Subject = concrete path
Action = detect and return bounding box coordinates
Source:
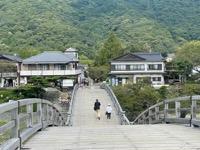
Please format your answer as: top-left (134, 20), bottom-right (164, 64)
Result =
top-left (72, 85), bottom-right (120, 126)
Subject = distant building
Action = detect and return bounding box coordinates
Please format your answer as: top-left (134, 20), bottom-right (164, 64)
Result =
top-left (109, 52), bottom-right (165, 86)
top-left (0, 53), bottom-right (22, 88)
top-left (20, 51), bottom-right (81, 87)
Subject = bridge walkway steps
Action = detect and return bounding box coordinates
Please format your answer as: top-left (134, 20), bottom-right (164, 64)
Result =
top-left (72, 85), bottom-right (120, 126)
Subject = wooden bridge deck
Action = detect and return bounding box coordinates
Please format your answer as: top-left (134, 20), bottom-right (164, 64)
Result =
top-left (22, 85), bottom-right (200, 150)
top-left (23, 124), bottom-right (200, 150)
top-left (72, 85), bottom-right (119, 126)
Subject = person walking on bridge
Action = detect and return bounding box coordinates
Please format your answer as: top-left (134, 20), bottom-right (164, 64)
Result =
top-left (105, 103), bottom-right (112, 119)
top-left (94, 99), bottom-right (101, 120)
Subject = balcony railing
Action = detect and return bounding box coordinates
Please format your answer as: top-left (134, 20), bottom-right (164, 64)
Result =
top-left (0, 72), bottom-right (17, 77)
top-left (20, 69), bottom-right (82, 76)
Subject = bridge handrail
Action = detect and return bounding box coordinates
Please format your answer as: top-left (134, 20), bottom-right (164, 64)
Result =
top-left (0, 98), bottom-right (65, 150)
top-left (133, 95), bottom-right (200, 127)
top-left (65, 84), bottom-right (79, 126)
top-left (100, 83), bottom-right (130, 125)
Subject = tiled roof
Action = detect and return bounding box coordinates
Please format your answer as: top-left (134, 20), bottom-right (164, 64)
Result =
top-left (111, 52), bottom-right (163, 62)
top-left (135, 52), bottom-right (163, 61)
top-left (0, 53), bottom-right (22, 62)
top-left (23, 51), bottom-right (72, 64)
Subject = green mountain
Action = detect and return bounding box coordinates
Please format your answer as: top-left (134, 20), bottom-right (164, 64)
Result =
top-left (0, 0), bottom-right (199, 58)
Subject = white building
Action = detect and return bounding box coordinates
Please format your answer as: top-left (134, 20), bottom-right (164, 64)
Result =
top-left (20, 51), bottom-right (81, 86)
top-left (109, 52), bottom-right (165, 86)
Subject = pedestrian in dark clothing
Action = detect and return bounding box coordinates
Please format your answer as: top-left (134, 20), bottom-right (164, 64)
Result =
top-left (94, 99), bottom-right (101, 120)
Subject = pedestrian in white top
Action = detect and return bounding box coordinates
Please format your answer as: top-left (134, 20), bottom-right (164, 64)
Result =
top-left (105, 104), bottom-right (112, 119)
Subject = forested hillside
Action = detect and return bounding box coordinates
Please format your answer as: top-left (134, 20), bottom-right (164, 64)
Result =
top-left (0, 0), bottom-right (199, 58)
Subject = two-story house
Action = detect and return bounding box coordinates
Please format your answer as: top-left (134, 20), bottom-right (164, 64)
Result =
top-left (20, 50), bottom-right (81, 86)
top-left (0, 53), bottom-right (22, 88)
top-left (109, 52), bottom-right (165, 86)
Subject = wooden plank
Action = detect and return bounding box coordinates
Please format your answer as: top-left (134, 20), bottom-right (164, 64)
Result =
top-left (0, 138), bottom-right (20, 150)
top-left (0, 101), bottom-right (18, 114)
top-left (0, 120), bottom-right (15, 134)
top-left (23, 124), bottom-right (200, 150)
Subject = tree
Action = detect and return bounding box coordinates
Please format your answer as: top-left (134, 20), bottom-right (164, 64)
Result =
top-left (175, 41), bottom-right (200, 73)
top-left (113, 81), bottom-right (161, 121)
top-left (0, 61), bottom-right (16, 73)
top-left (79, 55), bottom-right (94, 66)
top-left (97, 32), bottom-right (123, 66)
top-left (89, 65), bottom-right (109, 82)
top-left (17, 46), bottom-right (41, 59)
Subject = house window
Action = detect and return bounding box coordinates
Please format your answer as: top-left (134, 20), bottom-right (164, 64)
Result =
top-left (43, 65), bottom-right (49, 70)
top-left (130, 64), bottom-right (145, 70)
top-left (28, 65), bottom-right (36, 70)
top-left (148, 64), bottom-right (162, 70)
top-left (54, 64), bottom-right (66, 70)
top-left (115, 65), bottom-right (126, 71)
top-left (152, 77), bottom-right (161, 81)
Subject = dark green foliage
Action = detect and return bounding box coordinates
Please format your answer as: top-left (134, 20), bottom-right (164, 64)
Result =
top-left (0, 89), bottom-right (13, 103)
top-left (0, 61), bottom-right (16, 73)
top-left (0, 85), bottom-right (45, 103)
top-left (0, 0), bottom-right (199, 58)
top-left (28, 75), bottom-right (77, 87)
top-left (157, 86), bottom-right (168, 100)
top-left (89, 65), bottom-right (109, 82)
top-left (97, 32), bottom-right (123, 66)
top-left (12, 86), bottom-right (45, 99)
top-left (113, 82), bottom-right (161, 121)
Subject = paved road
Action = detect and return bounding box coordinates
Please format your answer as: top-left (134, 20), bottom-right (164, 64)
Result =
top-left (72, 85), bottom-right (120, 126)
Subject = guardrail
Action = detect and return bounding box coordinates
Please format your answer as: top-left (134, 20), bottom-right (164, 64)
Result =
top-left (0, 98), bottom-right (65, 150)
top-left (65, 84), bottom-right (79, 126)
top-left (100, 83), bottom-right (130, 125)
top-left (133, 95), bottom-right (200, 127)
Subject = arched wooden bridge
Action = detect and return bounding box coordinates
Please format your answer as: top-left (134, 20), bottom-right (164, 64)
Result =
top-left (0, 84), bottom-right (200, 150)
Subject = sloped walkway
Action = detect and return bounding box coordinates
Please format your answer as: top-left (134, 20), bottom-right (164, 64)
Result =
top-left (72, 85), bottom-right (120, 126)
top-left (23, 124), bottom-right (200, 150)
top-left (22, 85), bottom-right (200, 150)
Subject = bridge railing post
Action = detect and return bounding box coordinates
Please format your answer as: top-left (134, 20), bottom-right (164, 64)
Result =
top-left (155, 106), bottom-right (159, 120)
top-left (149, 109), bottom-right (152, 124)
top-left (37, 99), bottom-right (42, 124)
top-left (26, 104), bottom-right (33, 127)
top-left (52, 108), bottom-right (56, 125)
top-left (43, 103), bottom-right (48, 122)
top-left (11, 101), bottom-right (19, 138)
top-left (47, 104), bottom-right (51, 121)
top-left (191, 98), bottom-right (196, 119)
top-left (49, 105), bottom-right (53, 122)
top-left (164, 101), bottom-right (168, 123)
top-left (175, 101), bottom-right (180, 118)
top-left (142, 114), bottom-right (145, 124)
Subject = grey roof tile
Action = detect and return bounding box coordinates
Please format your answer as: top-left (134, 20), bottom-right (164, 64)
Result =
top-left (1, 53), bottom-right (22, 62)
top-left (135, 52), bottom-right (163, 61)
top-left (23, 51), bottom-right (72, 64)
top-left (111, 52), bottom-right (163, 62)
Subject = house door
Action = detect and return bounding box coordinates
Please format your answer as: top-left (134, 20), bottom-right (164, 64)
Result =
top-left (118, 78), bottom-right (122, 85)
